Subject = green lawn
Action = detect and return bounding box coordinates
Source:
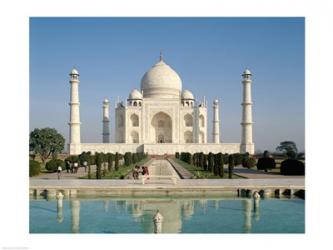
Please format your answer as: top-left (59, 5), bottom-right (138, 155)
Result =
top-left (80, 157), bottom-right (151, 179)
top-left (171, 157), bottom-right (245, 179)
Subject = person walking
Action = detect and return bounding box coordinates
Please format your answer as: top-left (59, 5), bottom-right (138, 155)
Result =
top-left (145, 166), bottom-right (150, 180)
top-left (83, 160), bottom-right (88, 172)
top-left (57, 165), bottom-right (62, 180)
top-left (74, 162), bottom-right (79, 173)
top-left (132, 167), bottom-right (137, 179)
top-left (65, 160), bottom-right (70, 173)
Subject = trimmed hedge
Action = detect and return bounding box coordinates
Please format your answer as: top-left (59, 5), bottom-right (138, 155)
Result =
top-left (280, 159), bottom-right (305, 175)
top-left (257, 157), bottom-right (276, 171)
top-left (45, 159), bottom-right (65, 172)
top-left (242, 157), bottom-right (257, 169)
top-left (124, 152), bottom-right (132, 166)
top-left (29, 160), bottom-right (41, 177)
top-left (228, 155), bottom-right (235, 179)
top-left (95, 152), bottom-right (102, 179)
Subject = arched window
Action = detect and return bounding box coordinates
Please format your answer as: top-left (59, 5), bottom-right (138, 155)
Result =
top-left (184, 114), bottom-right (193, 127)
top-left (130, 114), bottom-right (139, 127)
top-left (133, 101), bottom-right (137, 106)
top-left (184, 131), bottom-right (193, 143)
top-left (199, 115), bottom-right (205, 127)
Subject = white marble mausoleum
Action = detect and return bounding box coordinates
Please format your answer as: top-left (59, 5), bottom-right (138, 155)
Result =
top-left (68, 54), bottom-right (255, 155)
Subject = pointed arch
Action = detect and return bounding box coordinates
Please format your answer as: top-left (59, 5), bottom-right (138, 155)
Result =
top-left (151, 112), bottom-right (172, 143)
top-left (184, 113), bottom-right (193, 127)
top-left (130, 114), bottom-right (139, 127)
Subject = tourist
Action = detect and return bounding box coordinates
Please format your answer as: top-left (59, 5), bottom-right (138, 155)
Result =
top-left (57, 165), bottom-right (62, 180)
top-left (145, 166), bottom-right (150, 179)
top-left (74, 162), bottom-right (79, 173)
top-left (132, 167), bottom-right (137, 180)
top-left (83, 160), bottom-right (88, 172)
top-left (65, 160), bottom-right (70, 173)
top-left (70, 162), bottom-right (74, 173)
top-left (142, 166), bottom-right (146, 176)
top-left (135, 165), bottom-right (140, 179)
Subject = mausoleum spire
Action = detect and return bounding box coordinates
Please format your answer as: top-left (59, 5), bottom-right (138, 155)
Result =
top-left (159, 51), bottom-right (163, 62)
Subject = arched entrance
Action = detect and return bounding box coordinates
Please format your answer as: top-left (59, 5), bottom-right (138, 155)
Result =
top-left (151, 112), bottom-right (172, 143)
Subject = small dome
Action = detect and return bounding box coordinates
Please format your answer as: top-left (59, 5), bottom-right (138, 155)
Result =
top-left (181, 89), bottom-right (194, 100)
top-left (128, 89), bottom-right (143, 100)
top-left (213, 99), bottom-right (219, 104)
top-left (70, 68), bottom-right (79, 75)
top-left (141, 59), bottom-right (182, 98)
top-left (242, 68), bottom-right (252, 75)
top-left (103, 98), bottom-right (109, 103)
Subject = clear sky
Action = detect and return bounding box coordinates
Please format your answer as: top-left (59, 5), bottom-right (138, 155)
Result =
top-left (30, 17), bottom-right (304, 152)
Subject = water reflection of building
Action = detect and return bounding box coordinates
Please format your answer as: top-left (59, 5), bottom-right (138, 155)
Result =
top-left (243, 198), bottom-right (261, 233)
top-left (182, 200), bottom-right (195, 220)
top-left (57, 197), bottom-right (262, 233)
top-left (199, 199), bottom-right (208, 214)
top-left (71, 199), bottom-right (80, 233)
top-left (104, 200), bottom-right (109, 212)
top-left (243, 199), bottom-right (252, 233)
top-left (57, 197), bottom-right (64, 223)
top-left (253, 199), bottom-right (260, 221)
top-left (126, 199), bottom-right (199, 233)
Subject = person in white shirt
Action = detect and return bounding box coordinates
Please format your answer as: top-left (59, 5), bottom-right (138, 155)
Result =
top-left (57, 166), bottom-right (62, 180)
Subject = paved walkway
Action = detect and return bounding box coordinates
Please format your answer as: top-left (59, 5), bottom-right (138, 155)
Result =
top-left (30, 178), bottom-right (304, 190)
top-left (31, 166), bottom-right (96, 180)
top-left (233, 167), bottom-right (305, 179)
top-left (167, 158), bottom-right (195, 179)
top-left (148, 159), bottom-right (180, 177)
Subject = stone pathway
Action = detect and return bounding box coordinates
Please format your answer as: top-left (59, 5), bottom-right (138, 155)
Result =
top-left (233, 166), bottom-right (305, 179)
top-left (167, 158), bottom-right (195, 179)
top-left (148, 159), bottom-right (179, 177)
top-left (30, 178), bottom-right (305, 190)
top-left (31, 165), bottom-right (96, 180)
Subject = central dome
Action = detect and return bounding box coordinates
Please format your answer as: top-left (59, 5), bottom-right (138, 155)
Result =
top-left (141, 59), bottom-right (182, 98)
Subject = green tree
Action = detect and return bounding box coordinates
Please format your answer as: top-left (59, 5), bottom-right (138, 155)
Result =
top-left (208, 152), bottom-right (214, 172)
top-left (199, 152), bottom-right (204, 169)
top-left (213, 154), bottom-right (219, 176)
top-left (276, 141), bottom-right (298, 155)
top-left (95, 153), bottom-right (102, 179)
top-left (228, 154), bottom-right (235, 179)
top-left (124, 152), bottom-right (132, 166)
top-left (29, 160), bottom-right (41, 177)
top-left (115, 152), bottom-right (119, 171)
top-left (107, 153), bottom-right (114, 171)
top-left (216, 153), bottom-right (224, 177)
top-left (29, 128), bottom-right (65, 164)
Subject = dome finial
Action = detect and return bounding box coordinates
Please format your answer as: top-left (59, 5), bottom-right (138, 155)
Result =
top-left (159, 50), bottom-right (163, 62)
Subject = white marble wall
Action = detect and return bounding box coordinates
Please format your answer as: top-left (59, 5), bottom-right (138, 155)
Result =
top-left (79, 143), bottom-right (240, 155)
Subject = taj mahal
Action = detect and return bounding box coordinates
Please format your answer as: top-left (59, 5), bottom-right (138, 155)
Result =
top-left (68, 54), bottom-right (254, 155)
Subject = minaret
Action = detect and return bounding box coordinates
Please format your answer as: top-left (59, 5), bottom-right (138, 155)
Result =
top-left (102, 98), bottom-right (110, 143)
top-left (212, 99), bottom-right (220, 143)
top-left (68, 68), bottom-right (81, 155)
top-left (240, 69), bottom-right (255, 154)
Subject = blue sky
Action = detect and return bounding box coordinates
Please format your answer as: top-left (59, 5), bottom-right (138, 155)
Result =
top-left (30, 17), bottom-right (304, 152)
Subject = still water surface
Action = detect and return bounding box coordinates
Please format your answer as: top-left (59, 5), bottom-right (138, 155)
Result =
top-left (30, 197), bottom-right (304, 233)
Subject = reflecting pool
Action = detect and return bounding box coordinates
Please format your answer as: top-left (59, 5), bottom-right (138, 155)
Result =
top-left (30, 197), bottom-right (304, 233)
